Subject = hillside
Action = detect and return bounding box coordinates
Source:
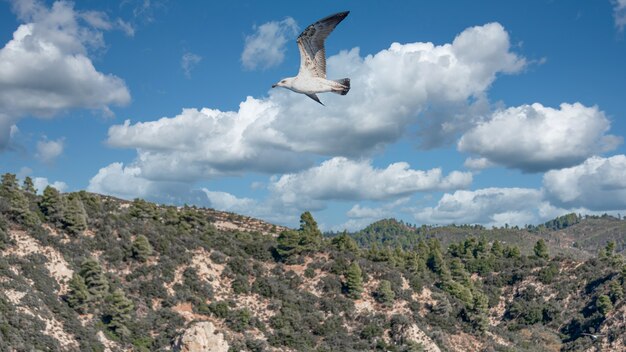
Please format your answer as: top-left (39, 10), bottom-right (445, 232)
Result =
top-left (341, 215), bottom-right (626, 260)
top-left (1, 173), bottom-right (626, 351)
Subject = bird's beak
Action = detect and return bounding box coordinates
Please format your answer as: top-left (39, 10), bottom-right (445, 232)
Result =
top-left (271, 84), bottom-right (277, 88)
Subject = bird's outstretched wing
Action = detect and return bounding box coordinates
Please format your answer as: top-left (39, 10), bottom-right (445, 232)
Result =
top-left (306, 93), bottom-right (324, 105)
top-left (297, 11), bottom-right (349, 78)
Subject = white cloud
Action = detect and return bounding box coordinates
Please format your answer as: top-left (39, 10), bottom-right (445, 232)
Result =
top-left (181, 52), bottom-right (202, 78)
top-left (241, 17), bottom-right (299, 70)
top-left (201, 189), bottom-right (256, 212)
top-left (35, 137), bottom-right (64, 163)
top-left (333, 197), bottom-right (413, 231)
top-left (413, 187), bottom-right (544, 227)
top-left (107, 99), bottom-right (313, 180)
top-left (543, 155), bottom-right (626, 211)
top-left (33, 177), bottom-right (67, 194)
top-left (269, 157), bottom-right (472, 205)
top-left (464, 157), bottom-right (495, 170)
top-left (614, 0), bottom-right (626, 31)
top-left (106, 23), bottom-right (524, 185)
top-left (458, 103), bottom-right (621, 172)
top-left (13, 166), bottom-right (67, 193)
top-left (0, 0), bottom-right (130, 149)
top-left (87, 162), bottom-right (209, 205)
top-left (329, 218), bottom-right (376, 232)
top-left (347, 204), bottom-right (391, 219)
top-left (412, 175), bottom-right (626, 228)
top-left (347, 197), bottom-right (410, 219)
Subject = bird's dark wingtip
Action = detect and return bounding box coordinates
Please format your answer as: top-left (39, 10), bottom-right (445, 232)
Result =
top-left (336, 11), bottom-right (350, 19)
top-left (306, 93), bottom-right (324, 105)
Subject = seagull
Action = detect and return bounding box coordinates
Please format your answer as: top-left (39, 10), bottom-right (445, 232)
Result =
top-left (272, 11), bottom-right (351, 105)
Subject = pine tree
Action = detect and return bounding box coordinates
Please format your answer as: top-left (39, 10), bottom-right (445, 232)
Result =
top-left (605, 241), bottom-right (616, 256)
top-left (505, 245), bottom-right (521, 259)
top-left (64, 193), bottom-right (88, 235)
top-left (0, 218), bottom-right (8, 250)
top-left (450, 258), bottom-right (471, 286)
top-left (428, 247), bottom-right (449, 278)
top-left (22, 176), bottom-right (36, 194)
top-left (0, 173), bottom-right (37, 226)
top-left (442, 280), bottom-right (473, 306)
top-left (332, 231), bottom-right (359, 252)
top-left (66, 274), bottom-right (90, 313)
top-left (276, 212), bottom-right (324, 260)
top-left (470, 291), bottom-right (490, 332)
top-left (40, 185), bottom-right (64, 225)
top-left (79, 258), bottom-right (109, 298)
top-left (490, 240), bottom-right (504, 257)
top-left (476, 236), bottom-right (489, 255)
top-left (533, 239), bottom-right (549, 259)
top-left (129, 198), bottom-right (158, 220)
top-left (1, 173), bottom-right (19, 194)
top-left (416, 240), bottom-right (430, 259)
top-left (405, 252), bottom-right (424, 274)
top-left (609, 280), bottom-right (624, 303)
top-left (298, 211), bottom-right (322, 252)
top-left (597, 295), bottom-right (613, 316)
top-left (105, 289), bottom-right (134, 338)
top-left (345, 262), bottom-right (364, 299)
top-left (367, 243), bottom-right (385, 262)
top-left (132, 235), bottom-right (153, 262)
top-left (376, 280), bottom-right (395, 307)
top-left (276, 230), bottom-right (301, 260)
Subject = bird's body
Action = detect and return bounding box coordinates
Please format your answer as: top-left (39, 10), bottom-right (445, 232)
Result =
top-left (272, 11), bottom-right (351, 105)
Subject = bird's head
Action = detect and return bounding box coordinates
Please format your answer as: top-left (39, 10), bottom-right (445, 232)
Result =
top-left (272, 77), bottom-right (293, 88)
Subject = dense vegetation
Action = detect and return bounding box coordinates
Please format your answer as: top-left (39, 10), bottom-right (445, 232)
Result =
top-left (1, 172), bottom-right (625, 351)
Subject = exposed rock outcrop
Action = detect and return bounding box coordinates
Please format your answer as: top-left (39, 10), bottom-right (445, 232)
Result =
top-left (173, 321), bottom-right (229, 352)
top-left (404, 324), bottom-right (441, 352)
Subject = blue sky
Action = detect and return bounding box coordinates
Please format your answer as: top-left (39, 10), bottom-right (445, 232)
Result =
top-left (2, 0), bottom-right (626, 231)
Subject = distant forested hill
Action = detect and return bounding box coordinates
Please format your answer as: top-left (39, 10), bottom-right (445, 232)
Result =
top-left (329, 214), bottom-right (625, 260)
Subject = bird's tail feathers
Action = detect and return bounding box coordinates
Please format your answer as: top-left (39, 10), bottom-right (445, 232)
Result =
top-left (332, 78), bottom-right (350, 95)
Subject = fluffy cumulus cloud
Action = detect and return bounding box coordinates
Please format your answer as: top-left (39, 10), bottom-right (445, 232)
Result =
top-left (0, 0), bottom-right (130, 149)
top-left (458, 103), bottom-right (621, 173)
top-left (414, 187), bottom-right (545, 227)
top-left (88, 156), bottom-right (471, 226)
top-left (543, 155), bottom-right (626, 211)
top-left (106, 22), bottom-right (523, 188)
top-left (107, 98), bottom-right (314, 180)
top-left (242, 17), bottom-right (299, 70)
top-left (36, 137), bottom-right (64, 163)
top-left (413, 161), bottom-right (626, 227)
top-left (87, 162), bottom-right (209, 205)
top-left (614, 0), bottom-right (626, 31)
top-left (269, 157), bottom-right (472, 206)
